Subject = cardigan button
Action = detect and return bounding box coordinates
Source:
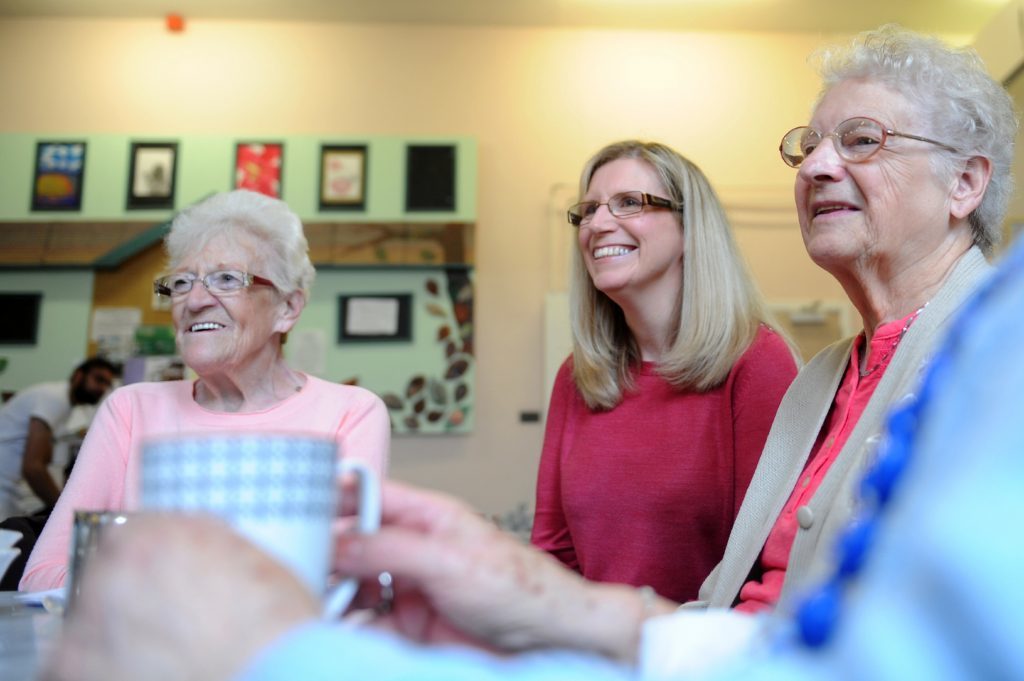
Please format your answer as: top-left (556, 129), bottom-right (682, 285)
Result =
top-left (797, 505), bottom-right (815, 529)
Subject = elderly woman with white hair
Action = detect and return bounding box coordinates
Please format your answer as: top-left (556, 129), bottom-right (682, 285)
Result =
top-left (20, 189), bottom-right (390, 591)
top-left (691, 22), bottom-right (1016, 619)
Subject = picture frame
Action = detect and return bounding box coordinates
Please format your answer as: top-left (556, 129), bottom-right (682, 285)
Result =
top-left (338, 294), bottom-right (412, 343)
top-left (127, 141), bottom-right (178, 210)
top-left (234, 141), bottom-right (283, 198)
top-left (31, 141), bottom-right (86, 211)
top-left (405, 144), bottom-right (456, 211)
top-left (0, 292), bottom-right (43, 345)
top-left (319, 144), bottom-right (367, 210)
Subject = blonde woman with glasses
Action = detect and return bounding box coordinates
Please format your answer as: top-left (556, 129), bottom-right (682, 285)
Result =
top-left (530, 140), bottom-right (799, 603)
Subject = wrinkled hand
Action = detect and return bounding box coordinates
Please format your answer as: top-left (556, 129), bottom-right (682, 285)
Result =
top-left (44, 514), bottom-right (319, 681)
top-left (336, 480), bottom-right (651, 661)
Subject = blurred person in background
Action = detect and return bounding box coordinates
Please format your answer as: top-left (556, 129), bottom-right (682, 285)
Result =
top-left (0, 357), bottom-right (116, 519)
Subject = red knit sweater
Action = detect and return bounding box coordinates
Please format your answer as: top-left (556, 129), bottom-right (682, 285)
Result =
top-left (531, 326), bottom-right (798, 603)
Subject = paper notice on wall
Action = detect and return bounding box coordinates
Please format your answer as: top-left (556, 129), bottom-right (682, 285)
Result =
top-left (91, 307), bottom-right (142, 363)
top-left (288, 328), bottom-right (327, 377)
top-left (346, 297), bottom-right (399, 335)
top-left (91, 307), bottom-right (142, 341)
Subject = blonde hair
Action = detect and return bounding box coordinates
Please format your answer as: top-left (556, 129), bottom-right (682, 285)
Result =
top-left (570, 140), bottom-right (789, 409)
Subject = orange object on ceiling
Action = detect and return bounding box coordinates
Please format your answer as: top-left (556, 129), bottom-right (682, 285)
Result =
top-left (166, 13), bottom-right (185, 33)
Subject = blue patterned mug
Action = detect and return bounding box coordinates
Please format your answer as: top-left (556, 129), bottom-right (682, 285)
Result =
top-left (140, 433), bottom-right (379, 619)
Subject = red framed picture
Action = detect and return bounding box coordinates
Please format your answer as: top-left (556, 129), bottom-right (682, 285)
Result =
top-left (234, 142), bottom-right (283, 198)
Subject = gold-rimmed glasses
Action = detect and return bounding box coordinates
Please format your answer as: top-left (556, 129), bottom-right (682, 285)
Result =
top-left (779, 116), bottom-right (959, 168)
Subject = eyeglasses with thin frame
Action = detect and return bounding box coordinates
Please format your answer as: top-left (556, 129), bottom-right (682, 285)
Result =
top-left (567, 191), bottom-right (683, 227)
top-left (153, 270), bottom-right (276, 297)
top-left (779, 116), bottom-right (959, 168)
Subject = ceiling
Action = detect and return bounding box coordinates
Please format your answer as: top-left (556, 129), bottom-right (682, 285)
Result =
top-left (0, 0), bottom-right (1010, 35)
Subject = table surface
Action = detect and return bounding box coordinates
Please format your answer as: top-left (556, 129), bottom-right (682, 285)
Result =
top-left (0, 591), bottom-right (62, 681)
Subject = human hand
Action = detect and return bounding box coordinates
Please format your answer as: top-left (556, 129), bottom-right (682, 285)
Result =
top-left (335, 480), bottom-right (655, 661)
top-left (43, 514), bottom-right (319, 681)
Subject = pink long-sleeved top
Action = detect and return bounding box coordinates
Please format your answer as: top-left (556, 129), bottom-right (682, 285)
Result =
top-left (20, 374), bottom-right (390, 591)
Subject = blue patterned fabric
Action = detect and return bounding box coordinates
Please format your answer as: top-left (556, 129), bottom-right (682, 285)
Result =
top-left (142, 435), bottom-right (337, 518)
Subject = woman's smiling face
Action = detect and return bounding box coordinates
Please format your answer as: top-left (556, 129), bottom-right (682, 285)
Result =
top-left (577, 158), bottom-right (685, 307)
top-left (171, 233), bottom-right (286, 376)
top-left (794, 78), bottom-right (956, 276)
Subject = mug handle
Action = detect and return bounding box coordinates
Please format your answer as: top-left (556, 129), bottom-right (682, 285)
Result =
top-left (322, 460), bottom-right (381, 619)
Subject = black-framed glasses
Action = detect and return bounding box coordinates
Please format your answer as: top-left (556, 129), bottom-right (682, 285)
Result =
top-left (153, 270), bottom-right (276, 297)
top-left (779, 116), bottom-right (959, 168)
top-left (567, 191), bottom-right (683, 227)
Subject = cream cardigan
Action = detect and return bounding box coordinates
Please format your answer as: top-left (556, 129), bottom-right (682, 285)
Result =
top-left (692, 247), bottom-right (993, 612)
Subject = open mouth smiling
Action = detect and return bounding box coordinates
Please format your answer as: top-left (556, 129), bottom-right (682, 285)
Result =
top-left (593, 246), bottom-right (636, 259)
top-left (188, 322), bottom-right (225, 333)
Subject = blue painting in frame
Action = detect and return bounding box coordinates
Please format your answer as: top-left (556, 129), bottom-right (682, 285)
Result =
top-left (31, 141), bottom-right (86, 211)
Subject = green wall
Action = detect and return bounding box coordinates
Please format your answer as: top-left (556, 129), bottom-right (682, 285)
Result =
top-left (293, 268), bottom-right (475, 434)
top-left (0, 134), bottom-right (476, 222)
top-left (0, 270), bottom-right (95, 391)
top-left (1, 133), bottom-right (477, 432)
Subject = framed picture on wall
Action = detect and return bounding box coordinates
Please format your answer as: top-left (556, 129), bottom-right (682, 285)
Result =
top-left (405, 144), bottom-right (456, 211)
top-left (234, 142), bottom-right (283, 198)
top-left (127, 141), bottom-right (178, 209)
top-left (0, 292), bottom-right (43, 344)
top-left (338, 294), bottom-right (412, 342)
top-left (31, 141), bottom-right (87, 211)
top-left (319, 144), bottom-right (366, 210)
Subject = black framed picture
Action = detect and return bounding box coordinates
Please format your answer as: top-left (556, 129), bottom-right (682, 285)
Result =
top-left (405, 144), bottom-right (456, 211)
top-left (31, 141), bottom-right (86, 211)
top-left (319, 144), bottom-right (367, 210)
top-left (0, 293), bottom-right (43, 345)
top-left (338, 294), bottom-right (412, 343)
top-left (127, 141), bottom-right (178, 209)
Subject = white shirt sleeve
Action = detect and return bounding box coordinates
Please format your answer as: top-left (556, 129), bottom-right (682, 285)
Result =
top-left (27, 385), bottom-right (72, 431)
